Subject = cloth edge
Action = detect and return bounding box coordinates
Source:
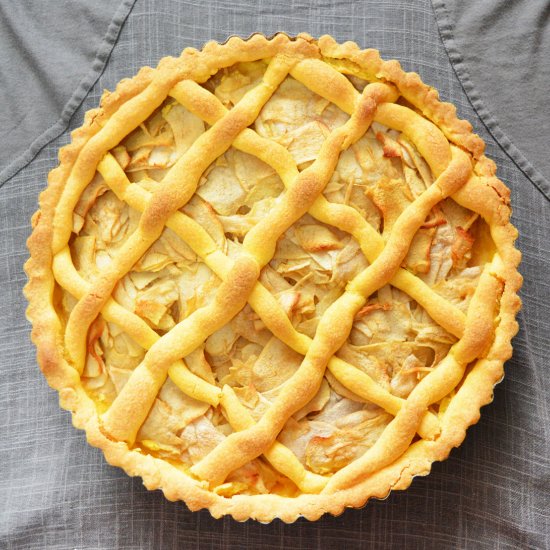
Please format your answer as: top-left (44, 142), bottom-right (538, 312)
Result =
top-left (431, 0), bottom-right (550, 201)
top-left (0, 0), bottom-right (137, 188)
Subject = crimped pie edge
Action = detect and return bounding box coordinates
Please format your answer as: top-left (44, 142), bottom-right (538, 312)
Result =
top-left (24, 33), bottom-right (522, 523)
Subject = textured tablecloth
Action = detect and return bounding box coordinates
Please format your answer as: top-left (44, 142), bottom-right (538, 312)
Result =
top-left (1, 1), bottom-right (549, 548)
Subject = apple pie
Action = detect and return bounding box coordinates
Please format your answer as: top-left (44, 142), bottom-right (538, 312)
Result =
top-left (24, 33), bottom-right (521, 522)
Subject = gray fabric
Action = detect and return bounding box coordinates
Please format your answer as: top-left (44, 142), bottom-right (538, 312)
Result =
top-left (0, 0), bottom-right (135, 184)
top-left (1, 0), bottom-right (549, 548)
top-left (433, 0), bottom-right (550, 199)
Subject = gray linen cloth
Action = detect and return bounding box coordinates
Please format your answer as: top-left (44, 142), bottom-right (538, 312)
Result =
top-left (1, 0), bottom-right (548, 548)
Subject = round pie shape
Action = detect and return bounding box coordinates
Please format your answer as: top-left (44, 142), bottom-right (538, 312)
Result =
top-left (25, 33), bottom-right (521, 522)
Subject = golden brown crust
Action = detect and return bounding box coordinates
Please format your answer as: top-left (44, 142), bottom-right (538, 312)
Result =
top-left (24, 33), bottom-right (521, 522)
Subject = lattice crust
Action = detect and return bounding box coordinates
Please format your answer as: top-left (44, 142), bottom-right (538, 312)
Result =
top-left (25, 34), bottom-right (521, 523)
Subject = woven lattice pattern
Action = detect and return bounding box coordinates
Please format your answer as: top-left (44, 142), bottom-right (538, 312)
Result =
top-left (25, 34), bottom-right (521, 522)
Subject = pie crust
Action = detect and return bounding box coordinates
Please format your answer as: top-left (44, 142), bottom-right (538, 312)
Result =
top-left (24, 33), bottom-right (521, 522)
